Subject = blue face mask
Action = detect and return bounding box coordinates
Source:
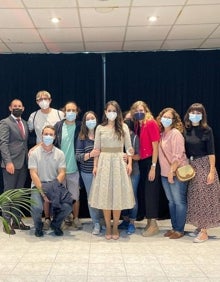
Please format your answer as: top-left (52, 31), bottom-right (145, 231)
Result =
top-left (189, 113), bottom-right (202, 124)
top-left (42, 135), bottom-right (54, 146)
top-left (161, 117), bottom-right (173, 128)
top-left (86, 119), bottom-right (97, 130)
top-left (66, 111), bottom-right (76, 122)
top-left (134, 112), bottom-right (145, 121)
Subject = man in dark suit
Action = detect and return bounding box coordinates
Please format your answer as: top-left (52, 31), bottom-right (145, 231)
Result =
top-left (0, 99), bottom-right (30, 234)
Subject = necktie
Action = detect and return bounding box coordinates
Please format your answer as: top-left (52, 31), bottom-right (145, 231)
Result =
top-left (16, 119), bottom-right (25, 139)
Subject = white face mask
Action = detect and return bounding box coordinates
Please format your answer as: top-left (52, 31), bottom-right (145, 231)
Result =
top-left (106, 111), bottom-right (117, 121)
top-left (39, 99), bottom-right (50, 110)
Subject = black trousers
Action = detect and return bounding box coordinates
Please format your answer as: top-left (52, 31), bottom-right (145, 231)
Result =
top-left (138, 157), bottom-right (161, 219)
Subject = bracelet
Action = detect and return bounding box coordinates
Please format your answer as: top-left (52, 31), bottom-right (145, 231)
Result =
top-left (89, 153), bottom-right (90, 158)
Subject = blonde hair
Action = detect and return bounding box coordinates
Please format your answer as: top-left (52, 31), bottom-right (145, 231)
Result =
top-left (36, 90), bottom-right (51, 101)
top-left (130, 100), bottom-right (154, 123)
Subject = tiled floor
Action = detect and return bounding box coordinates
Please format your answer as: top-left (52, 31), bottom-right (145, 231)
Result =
top-left (0, 218), bottom-right (220, 282)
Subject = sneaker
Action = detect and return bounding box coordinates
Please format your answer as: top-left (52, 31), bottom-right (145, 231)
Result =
top-left (188, 228), bottom-right (201, 237)
top-left (92, 223), bottom-right (100, 235)
top-left (54, 227), bottom-right (63, 236)
top-left (100, 219), bottom-right (106, 231)
top-left (118, 220), bottom-right (129, 230)
top-left (35, 229), bottom-right (44, 237)
top-left (127, 223), bottom-right (136, 235)
top-left (73, 217), bottom-right (82, 229)
top-left (43, 218), bottom-right (51, 230)
top-left (193, 231), bottom-right (208, 243)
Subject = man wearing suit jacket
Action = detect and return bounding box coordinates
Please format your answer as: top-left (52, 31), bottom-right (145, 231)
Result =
top-left (0, 99), bottom-right (30, 234)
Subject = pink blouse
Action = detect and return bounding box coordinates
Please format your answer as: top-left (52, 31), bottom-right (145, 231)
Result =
top-left (159, 128), bottom-right (188, 177)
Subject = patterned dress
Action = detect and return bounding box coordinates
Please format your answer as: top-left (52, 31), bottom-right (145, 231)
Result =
top-left (89, 124), bottom-right (135, 210)
top-left (187, 156), bottom-right (220, 228)
top-left (184, 126), bottom-right (220, 228)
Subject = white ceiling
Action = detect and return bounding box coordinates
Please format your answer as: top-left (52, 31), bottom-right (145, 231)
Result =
top-left (1, 0), bottom-right (220, 54)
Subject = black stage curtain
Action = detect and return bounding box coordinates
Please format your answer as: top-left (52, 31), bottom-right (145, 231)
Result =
top-left (106, 50), bottom-right (220, 172)
top-left (0, 53), bottom-right (103, 121)
top-left (1, 50), bottom-right (220, 219)
top-left (0, 53), bottom-right (103, 219)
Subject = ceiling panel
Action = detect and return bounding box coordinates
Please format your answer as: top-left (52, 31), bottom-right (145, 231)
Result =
top-left (0, 29), bottom-right (42, 43)
top-left (201, 38), bottom-right (220, 48)
top-left (162, 39), bottom-right (204, 50)
top-left (132, 0), bottom-right (186, 6)
top-left (124, 40), bottom-right (163, 51)
top-left (39, 28), bottom-right (82, 43)
top-left (77, 0), bottom-right (131, 8)
top-left (28, 8), bottom-right (80, 28)
top-left (0, 42), bottom-right (11, 52)
top-left (83, 27), bottom-right (125, 41)
top-left (5, 42), bottom-right (47, 53)
top-left (23, 0), bottom-right (77, 8)
top-left (85, 41), bottom-right (123, 52)
top-left (0, 9), bottom-right (34, 28)
top-left (126, 26), bottom-right (171, 41)
top-left (80, 7), bottom-right (129, 27)
top-left (168, 24), bottom-right (218, 40)
top-left (129, 6), bottom-right (183, 26)
top-left (45, 42), bottom-right (84, 53)
top-left (210, 26), bottom-right (220, 38)
top-left (176, 5), bottom-right (220, 24)
top-left (0, 1), bottom-right (220, 53)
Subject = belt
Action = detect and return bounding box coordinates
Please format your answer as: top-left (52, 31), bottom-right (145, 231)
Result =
top-left (190, 155), bottom-right (205, 161)
top-left (101, 147), bottom-right (123, 153)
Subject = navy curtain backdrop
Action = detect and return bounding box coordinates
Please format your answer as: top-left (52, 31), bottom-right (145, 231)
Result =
top-left (1, 50), bottom-right (220, 218)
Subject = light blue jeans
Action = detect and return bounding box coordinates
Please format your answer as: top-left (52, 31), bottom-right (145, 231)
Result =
top-left (161, 176), bottom-right (188, 233)
top-left (121, 173), bottom-right (140, 220)
top-left (81, 171), bottom-right (103, 225)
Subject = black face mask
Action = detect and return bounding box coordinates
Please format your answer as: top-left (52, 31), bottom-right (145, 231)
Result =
top-left (124, 119), bottom-right (134, 132)
top-left (12, 108), bottom-right (23, 117)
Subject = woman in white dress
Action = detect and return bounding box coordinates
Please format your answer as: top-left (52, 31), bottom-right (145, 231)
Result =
top-left (89, 101), bottom-right (135, 240)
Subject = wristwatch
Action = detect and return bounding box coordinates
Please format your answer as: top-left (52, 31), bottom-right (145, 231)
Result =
top-left (152, 163), bottom-right (156, 167)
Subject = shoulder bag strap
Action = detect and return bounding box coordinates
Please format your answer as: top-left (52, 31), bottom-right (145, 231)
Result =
top-left (160, 142), bottom-right (171, 166)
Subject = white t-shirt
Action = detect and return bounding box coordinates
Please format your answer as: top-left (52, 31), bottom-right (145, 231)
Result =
top-left (28, 108), bottom-right (64, 144)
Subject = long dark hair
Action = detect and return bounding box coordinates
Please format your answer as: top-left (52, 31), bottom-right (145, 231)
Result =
top-left (79, 111), bottom-right (98, 140)
top-left (102, 100), bottom-right (124, 140)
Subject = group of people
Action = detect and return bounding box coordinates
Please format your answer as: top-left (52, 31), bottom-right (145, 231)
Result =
top-left (0, 90), bottom-right (220, 243)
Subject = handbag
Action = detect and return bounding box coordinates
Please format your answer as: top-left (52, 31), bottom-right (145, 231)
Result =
top-left (160, 142), bottom-right (195, 182)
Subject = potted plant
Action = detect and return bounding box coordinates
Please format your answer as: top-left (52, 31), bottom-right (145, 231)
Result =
top-left (0, 188), bottom-right (35, 234)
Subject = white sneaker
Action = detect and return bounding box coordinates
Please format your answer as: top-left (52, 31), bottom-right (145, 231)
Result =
top-left (188, 228), bottom-right (201, 237)
top-left (92, 223), bottom-right (100, 235)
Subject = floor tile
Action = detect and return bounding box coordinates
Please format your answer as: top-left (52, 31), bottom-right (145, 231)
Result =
top-left (0, 218), bottom-right (220, 281)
